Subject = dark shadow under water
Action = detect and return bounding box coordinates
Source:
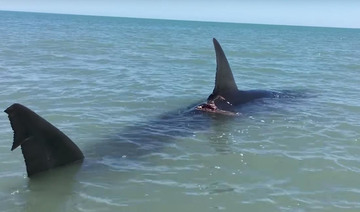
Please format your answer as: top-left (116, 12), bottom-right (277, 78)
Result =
top-left (86, 89), bottom-right (314, 163)
top-left (14, 89), bottom-right (313, 211)
top-left (89, 100), bottom-right (237, 160)
top-left (15, 161), bottom-right (83, 212)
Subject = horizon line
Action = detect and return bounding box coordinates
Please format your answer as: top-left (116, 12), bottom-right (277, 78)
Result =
top-left (1, 9), bottom-right (360, 30)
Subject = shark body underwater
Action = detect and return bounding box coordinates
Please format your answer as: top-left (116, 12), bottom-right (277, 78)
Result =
top-left (4, 38), bottom-right (307, 178)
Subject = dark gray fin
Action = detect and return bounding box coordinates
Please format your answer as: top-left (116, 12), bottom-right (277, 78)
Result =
top-left (211, 38), bottom-right (238, 98)
top-left (4, 103), bottom-right (84, 177)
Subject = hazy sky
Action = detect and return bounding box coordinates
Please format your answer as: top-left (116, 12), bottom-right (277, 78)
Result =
top-left (0, 0), bottom-right (359, 29)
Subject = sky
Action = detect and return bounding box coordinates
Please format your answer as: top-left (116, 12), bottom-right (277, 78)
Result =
top-left (0, 0), bottom-right (359, 29)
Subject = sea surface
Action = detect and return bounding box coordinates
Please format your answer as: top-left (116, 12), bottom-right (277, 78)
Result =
top-left (0, 10), bottom-right (360, 212)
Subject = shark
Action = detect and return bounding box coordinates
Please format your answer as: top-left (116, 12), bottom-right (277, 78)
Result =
top-left (3, 38), bottom-right (307, 177)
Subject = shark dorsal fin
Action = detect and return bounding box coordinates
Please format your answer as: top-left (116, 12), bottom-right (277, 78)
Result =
top-left (212, 38), bottom-right (238, 96)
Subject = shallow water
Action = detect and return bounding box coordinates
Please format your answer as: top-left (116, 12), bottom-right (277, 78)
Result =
top-left (0, 11), bottom-right (360, 212)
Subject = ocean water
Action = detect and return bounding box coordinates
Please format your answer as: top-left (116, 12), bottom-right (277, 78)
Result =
top-left (0, 10), bottom-right (360, 212)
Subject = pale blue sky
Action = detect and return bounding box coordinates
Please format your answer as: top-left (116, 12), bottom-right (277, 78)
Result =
top-left (0, 0), bottom-right (359, 29)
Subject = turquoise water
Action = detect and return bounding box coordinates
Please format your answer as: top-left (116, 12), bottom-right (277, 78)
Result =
top-left (1, 10), bottom-right (360, 212)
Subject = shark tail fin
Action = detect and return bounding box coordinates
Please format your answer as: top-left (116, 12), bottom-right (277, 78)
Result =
top-left (4, 103), bottom-right (84, 177)
top-left (211, 38), bottom-right (238, 98)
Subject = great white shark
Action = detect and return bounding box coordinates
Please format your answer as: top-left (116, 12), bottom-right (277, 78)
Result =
top-left (203, 38), bottom-right (303, 113)
top-left (3, 38), bottom-right (307, 178)
top-left (209, 38), bottom-right (275, 105)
